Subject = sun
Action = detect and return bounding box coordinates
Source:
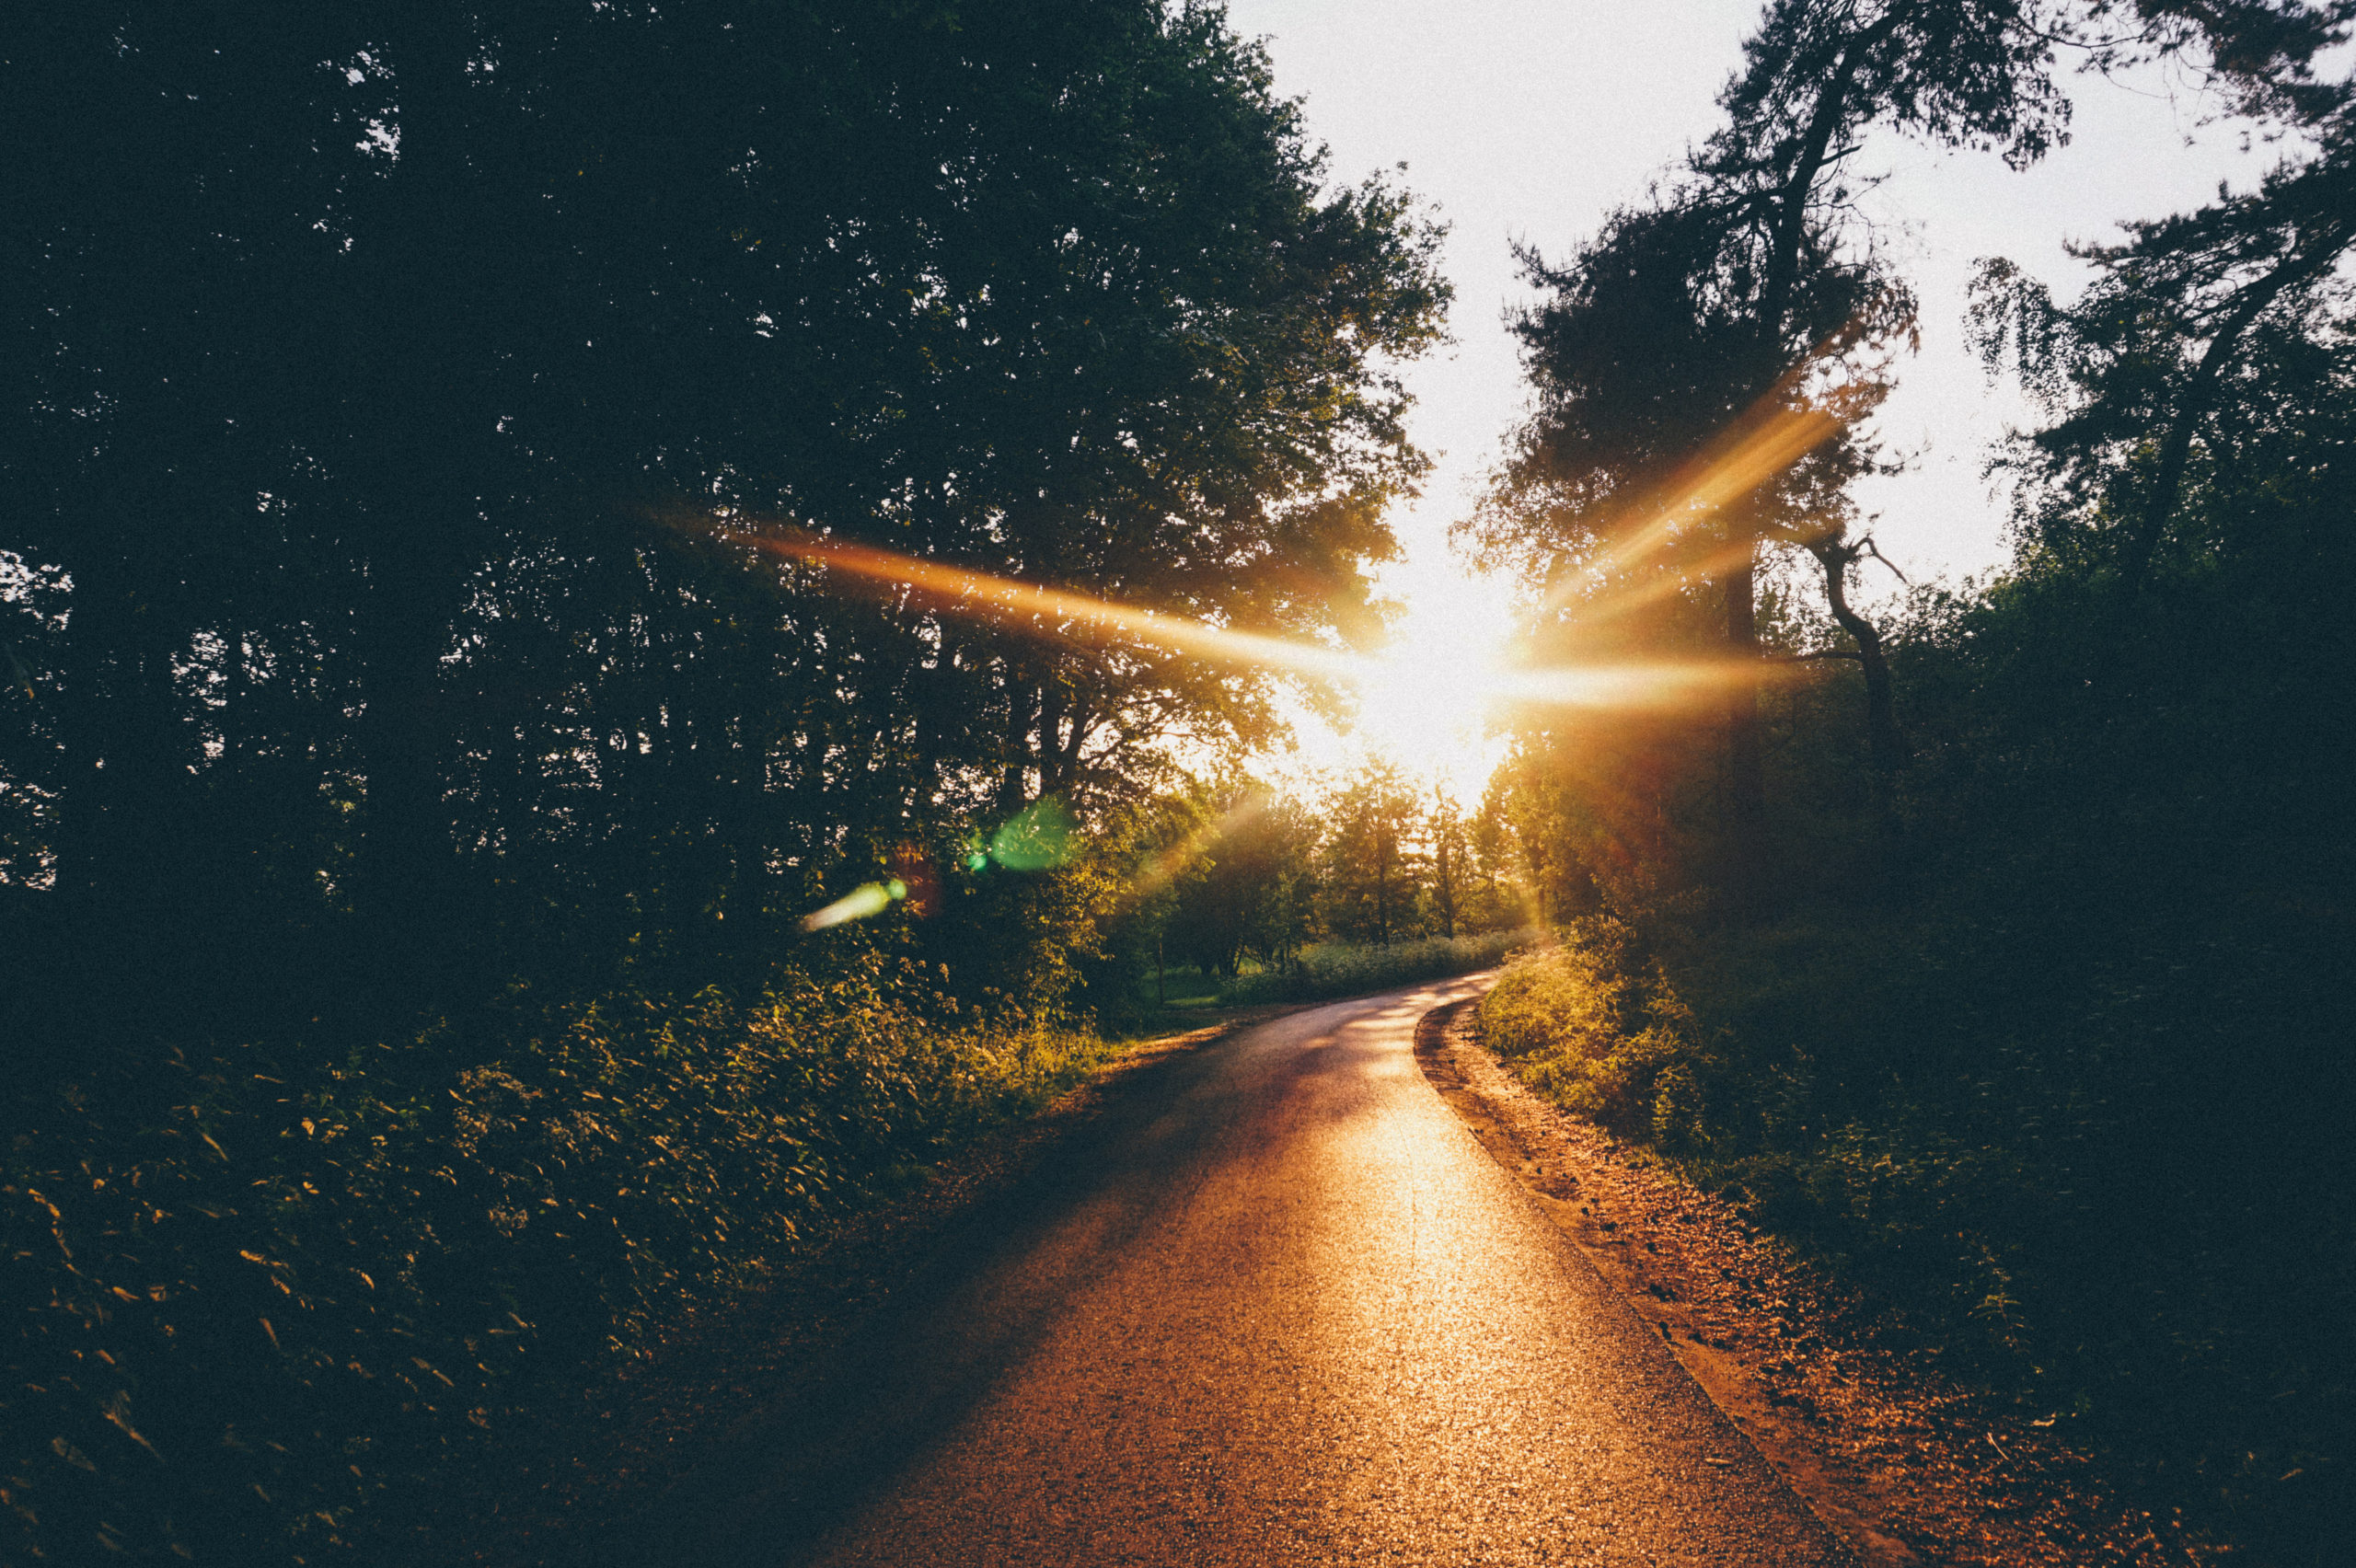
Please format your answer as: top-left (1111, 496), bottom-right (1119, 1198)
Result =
top-left (1356, 565), bottom-right (1519, 801)
top-left (1265, 550), bottom-right (1519, 807)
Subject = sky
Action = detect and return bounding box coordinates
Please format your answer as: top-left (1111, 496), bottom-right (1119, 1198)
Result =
top-left (1228, 0), bottom-right (2299, 801)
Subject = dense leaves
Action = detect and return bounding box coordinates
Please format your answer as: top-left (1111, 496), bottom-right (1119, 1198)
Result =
top-left (1131, 767), bottom-right (1527, 994)
top-left (0, 0), bottom-right (1448, 1067)
top-left (2, 964), bottom-right (1124, 1562)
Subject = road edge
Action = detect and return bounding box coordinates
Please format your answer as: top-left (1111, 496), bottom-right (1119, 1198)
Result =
top-left (416, 1006), bottom-right (1295, 1568)
top-left (1413, 995), bottom-right (1923, 1568)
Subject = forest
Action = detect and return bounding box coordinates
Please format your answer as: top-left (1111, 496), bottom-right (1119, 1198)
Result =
top-left (5, 0), bottom-right (2351, 1563)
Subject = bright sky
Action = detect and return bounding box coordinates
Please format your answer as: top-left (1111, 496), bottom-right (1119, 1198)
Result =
top-left (1233, 0), bottom-right (2296, 803)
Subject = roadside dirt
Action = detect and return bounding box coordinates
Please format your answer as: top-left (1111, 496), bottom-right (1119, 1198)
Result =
top-left (398, 1009), bottom-right (1288, 1568)
top-left (1415, 997), bottom-right (2205, 1568)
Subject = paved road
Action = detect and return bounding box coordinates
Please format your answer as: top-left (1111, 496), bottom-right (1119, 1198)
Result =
top-left (641, 978), bottom-right (1852, 1566)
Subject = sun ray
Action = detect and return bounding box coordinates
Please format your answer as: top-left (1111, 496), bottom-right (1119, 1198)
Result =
top-left (669, 474), bottom-right (1856, 818)
top-left (697, 516), bottom-right (1366, 685)
top-left (1128, 792), bottom-right (1272, 904)
top-left (686, 514), bottom-right (1778, 710)
top-left (1535, 399), bottom-right (1843, 621)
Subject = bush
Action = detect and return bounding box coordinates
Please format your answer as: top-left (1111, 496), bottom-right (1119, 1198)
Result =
top-left (1474, 894), bottom-right (2356, 1562)
top-left (1481, 919), bottom-right (1741, 1152)
top-left (1475, 916), bottom-right (2085, 1334)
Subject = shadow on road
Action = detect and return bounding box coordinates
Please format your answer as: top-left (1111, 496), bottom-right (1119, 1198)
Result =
top-left (600, 1019), bottom-right (1265, 1566)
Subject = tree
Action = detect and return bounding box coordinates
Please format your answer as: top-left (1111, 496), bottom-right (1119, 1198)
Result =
top-left (1427, 789), bottom-right (1468, 937)
top-left (1468, 0), bottom-right (2092, 904)
top-left (0, 1), bottom-right (1448, 1072)
top-left (1163, 781), bottom-right (1319, 976)
top-left (1972, 111), bottom-right (2353, 609)
top-left (1316, 761), bottom-right (1426, 946)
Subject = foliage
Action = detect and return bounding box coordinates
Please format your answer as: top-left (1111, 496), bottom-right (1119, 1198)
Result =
top-left (1312, 760), bottom-right (1429, 946)
top-left (1969, 126), bottom-right (2352, 602)
top-left (0, 961), bottom-right (1128, 1563)
top-left (0, 0), bottom-right (1449, 1084)
top-left (1476, 923), bottom-right (1705, 1143)
top-left (1483, 347), bottom-right (2356, 1558)
top-left (1213, 929), bottom-right (1540, 1007)
top-left (1159, 780), bottom-right (1322, 977)
top-left (1476, 4), bottom-right (2355, 1561)
top-left (1123, 763), bottom-right (1536, 1008)
top-left (0, 4), bottom-right (1450, 1559)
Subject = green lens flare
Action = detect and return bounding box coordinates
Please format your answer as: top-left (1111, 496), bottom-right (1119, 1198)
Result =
top-left (987, 797), bottom-right (1080, 870)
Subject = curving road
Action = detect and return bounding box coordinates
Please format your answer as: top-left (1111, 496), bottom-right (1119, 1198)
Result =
top-left (633, 977), bottom-right (1852, 1566)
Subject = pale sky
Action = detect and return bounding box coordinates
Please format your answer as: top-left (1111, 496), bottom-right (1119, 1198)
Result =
top-left (1231, 0), bottom-right (2296, 801)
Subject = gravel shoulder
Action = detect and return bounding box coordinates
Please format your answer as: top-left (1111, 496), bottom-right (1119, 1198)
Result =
top-left (1415, 996), bottom-right (2201, 1568)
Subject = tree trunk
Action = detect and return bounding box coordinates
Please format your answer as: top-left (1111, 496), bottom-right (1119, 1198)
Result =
top-left (1724, 544), bottom-right (1768, 906)
top-left (46, 555), bottom-right (191, 1060)
top-left (1436, 831), bottom-right (1456, 938)
top-left (1808, 539), bottom-right (1907, 794)
top-left (1720, 11), bottom-right (1900, 911)
top-left (994, 674), bottom-right (1036, 814)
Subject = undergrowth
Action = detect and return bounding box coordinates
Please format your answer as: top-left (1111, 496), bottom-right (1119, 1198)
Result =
top-left (1212, 928), bottom-right (1538, 1007)
top-left (1, 957), bottom-right (1126, 1564)
top-left (1477, 911), bottom-right (2355, 1565)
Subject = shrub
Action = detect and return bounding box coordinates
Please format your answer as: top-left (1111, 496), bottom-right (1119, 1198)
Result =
top-left (1476, 919), bottom-right (1713, 1147)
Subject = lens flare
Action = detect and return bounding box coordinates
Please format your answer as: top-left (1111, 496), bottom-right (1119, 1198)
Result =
top-left (686, 516), bottom-right (1780, 721)
top-left (801, 882), bottom-right (898, 932)
top-left (988, 797), bottom-right (1081, 870)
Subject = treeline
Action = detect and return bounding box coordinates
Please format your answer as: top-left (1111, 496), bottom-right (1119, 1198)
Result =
top-left (1467, 2), bottom-right (2352, 1561)
top-left (0, 4), bottom-right (1447, 1561)
top-left (1141, 765), bottom-right (1527, 989)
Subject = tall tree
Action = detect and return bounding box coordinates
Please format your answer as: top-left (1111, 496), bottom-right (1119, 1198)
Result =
top-left (1163, 781), bottom-right (1319, 975)
top-left (1471, 0), bottom-right (2085, 904)
top-left (0, 0), bottom-right (1447, 1071)
top-left (1973, 103), bottom-right (2353, 609)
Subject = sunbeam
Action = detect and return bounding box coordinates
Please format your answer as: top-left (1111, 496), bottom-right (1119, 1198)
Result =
top-left (680, 513), bottom-right (1786, 736)
top-left (1532, 393), bottom-right (1845, 623)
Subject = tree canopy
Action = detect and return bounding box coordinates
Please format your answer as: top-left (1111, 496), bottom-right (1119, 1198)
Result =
top-left (1, 0), bottom-right (1449, 1069)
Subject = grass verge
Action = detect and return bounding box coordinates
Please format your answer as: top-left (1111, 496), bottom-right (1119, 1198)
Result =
top-left (1159, 928), bottom-right (1540, 1010)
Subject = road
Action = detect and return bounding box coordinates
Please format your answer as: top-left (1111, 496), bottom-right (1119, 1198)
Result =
top-left (632, 977), bottom-right (1853, 1566)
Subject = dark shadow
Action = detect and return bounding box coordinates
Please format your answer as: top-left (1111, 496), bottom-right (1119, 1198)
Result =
top-left (595, 1028), bottom-right (1263, 1567)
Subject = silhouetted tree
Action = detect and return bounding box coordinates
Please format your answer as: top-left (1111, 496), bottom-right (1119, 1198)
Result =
top-left (0, 0), bottom-right (1446, 1079)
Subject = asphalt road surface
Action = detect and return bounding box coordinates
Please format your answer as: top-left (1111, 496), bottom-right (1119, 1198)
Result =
top-left (634, 977), bottom-right (1853, 1567)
